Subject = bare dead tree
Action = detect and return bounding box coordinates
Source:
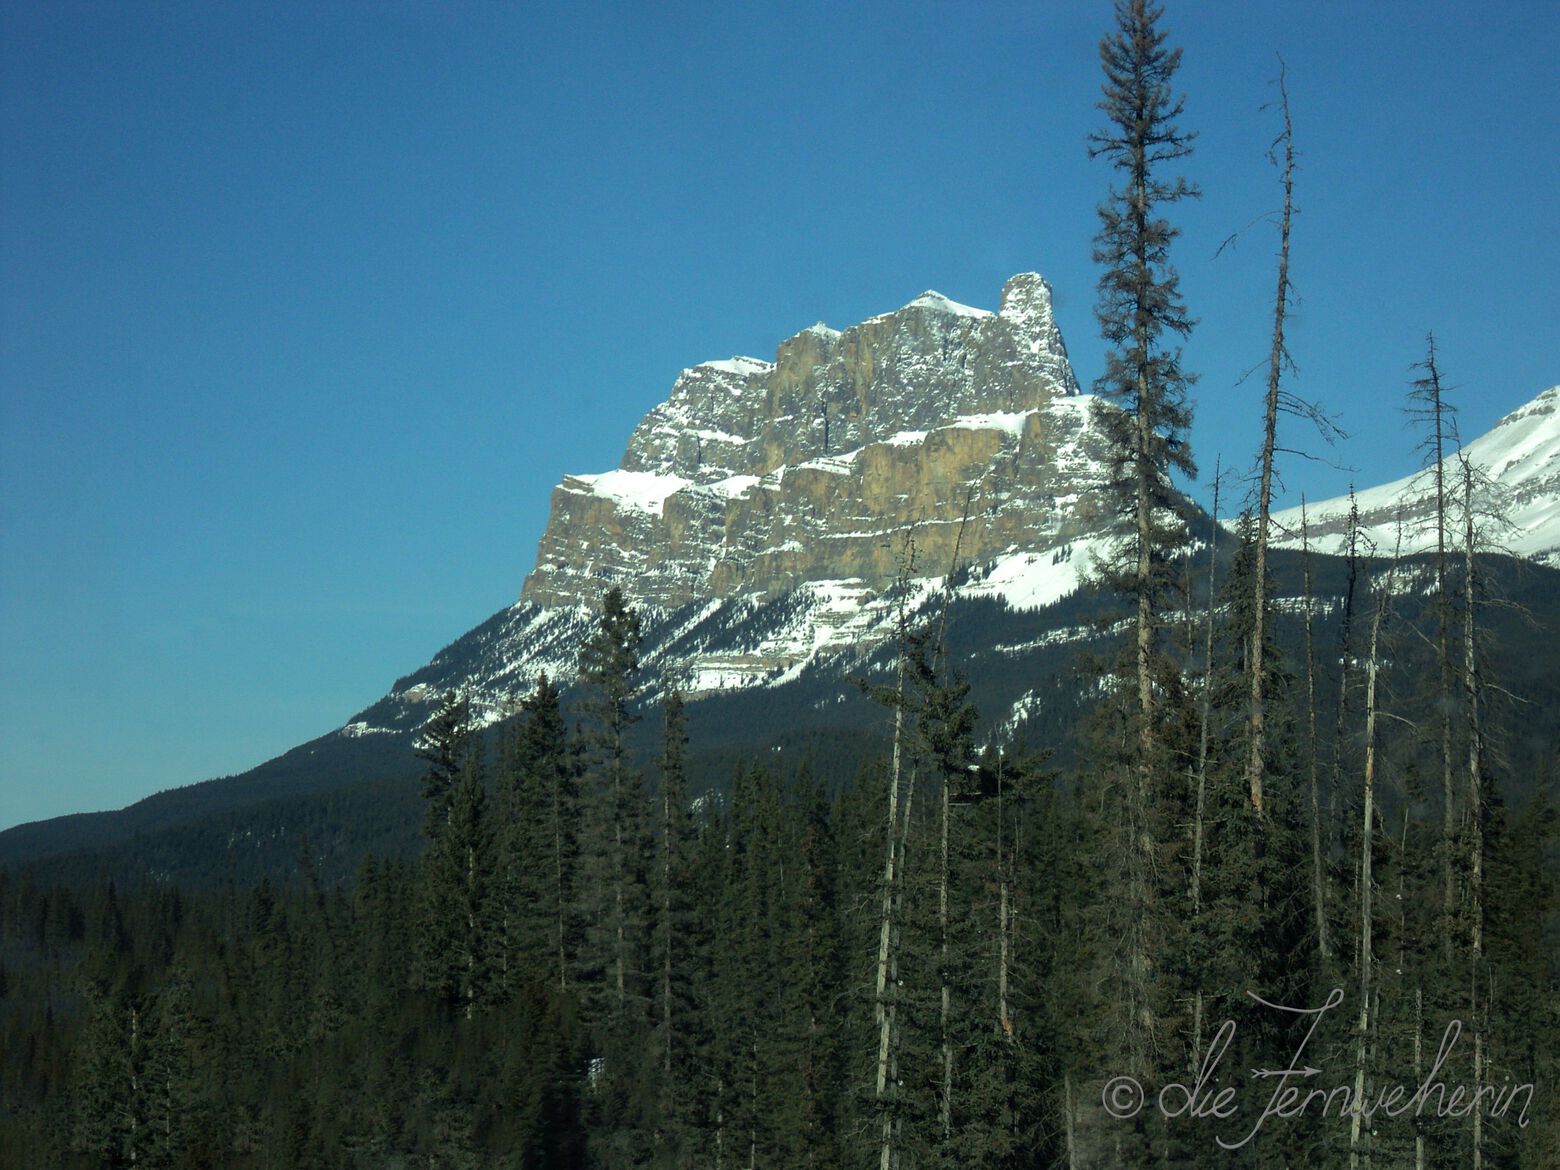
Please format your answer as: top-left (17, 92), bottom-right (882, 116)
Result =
top-left (1350, 524), bottom-right (1402, 1170)
top-left (1301, 498), bottom-right (1330, 962)
top-left (1406, 335), bottom-right (1460, 947)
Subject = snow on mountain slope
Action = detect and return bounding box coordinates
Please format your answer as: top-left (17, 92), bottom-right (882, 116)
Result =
top-left (343, 538), bottom-right (1112, 738)
top-left (523, 273), bottom-right (1099, 609)
top-left (1271, 385), bottom-right (1560, 566)
top-left (338, 276), bottom-right (1133, 737)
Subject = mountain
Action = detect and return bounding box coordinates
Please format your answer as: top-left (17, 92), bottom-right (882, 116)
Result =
top-left (346, 273), bottom-right (1120, 735)
top-left (1271, 385), bottom-right (1560, 564)
top-left (525, 271), bottom-right (1093, 609)
top-left (4, 277), bottom-right (1557, 885)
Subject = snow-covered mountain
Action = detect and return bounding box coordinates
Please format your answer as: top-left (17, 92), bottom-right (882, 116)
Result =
top-left (523, 272), bottom-right (1099, 609)
top-left (343, 289), bottom-right (1558, 744)
top-left (344, 274), bottom-right (1124, 735)
top-left (1270, 385), bottom-right (1560, 566)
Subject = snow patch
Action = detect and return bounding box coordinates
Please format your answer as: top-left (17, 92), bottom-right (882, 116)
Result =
top-left (700, 474), bottom-right (761, 499)
top-left (568, 469), bottom-right (689, 516)
top-left (955, 538), bottom-right (1111, 611)
top-left (904, 290), bottom-right (992, 318)
top-left (947, 410), bottom-right (1035, 437)
top-left (697, 356), bottom-right (773, 376)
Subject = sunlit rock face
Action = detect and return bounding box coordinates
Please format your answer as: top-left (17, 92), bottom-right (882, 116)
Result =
top-left (522, 273), bottom-right (1112, 610)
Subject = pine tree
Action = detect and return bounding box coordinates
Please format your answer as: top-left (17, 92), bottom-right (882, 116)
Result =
top-left (500, 673), bottom-right (579, 994)
top-left (417, 689), bottom-right (474, 839)
top-left (577, 587), bottom-right (649, 1017)
top-left (576, 586), bottom-right (655, 1167)
top-left (1088, 0), bottom-right (1199, 744)
top-left (448, 742), bottom-right (497, 1018)
top-left (651, 685), bottom-right (696, 1163)
top-left (1085, 1), bottom-right (1199, 1121)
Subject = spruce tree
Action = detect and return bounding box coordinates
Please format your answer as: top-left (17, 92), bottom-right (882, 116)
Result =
top-left (651, 685), bottom-right (696, 1163)
top-left (417, 689), bottom-right (473, 839)
top-left (500, 673), bottom-right (579, 993)
top-left (576, 586), bottom-right (655, 1167)
top-left (1088, 0), bottom-right (1199, 739)
top-left (1084, 3), bottom-right (1199, 1132)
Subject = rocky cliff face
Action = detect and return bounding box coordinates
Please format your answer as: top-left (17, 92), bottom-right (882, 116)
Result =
top-left (522, 273), bottom-right (1108, 609)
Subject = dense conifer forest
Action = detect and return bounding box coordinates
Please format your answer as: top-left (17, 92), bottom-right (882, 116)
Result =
top-left (1, 2), bottom-right (1556, 1166)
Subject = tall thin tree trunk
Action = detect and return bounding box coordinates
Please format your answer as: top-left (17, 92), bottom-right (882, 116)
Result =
top-left (748, 1037), bottom-right (758, 1170)
top-left (1246, 64), bottom-right (1295, 821)
top-left (662, 773), bottom-right (673, 1077)
top-left (554, 776), bottom-right (568, 990)
top-left (1414, 986), bottom-right (1425, 1170)
top-left (613, 715), bottom-right (626, 1013)
top-left (997, 752), bottom-right (1012, 1044)
top-left (876, 542), bottom-right (915, 1170)
top-left (874, 631), bottom-right (907, 1076)
top-left (1190, 462), bottom-right (1220, 1067)
top-left (935, 492), bottom-right (972, 1143)
top-left (939, 774), bottom-right (952, 1140)
top-left (1302, 500), bottom-right (1330, 961)
top-left (1331, 492), bottom-right (1362, 854)
top-left (1425, 343), bottom-right (1458, 948)
top-left (1350, 547), bottom-right (1398, 1170)
top-left (1462, 455), bottom-right (1487, 1170)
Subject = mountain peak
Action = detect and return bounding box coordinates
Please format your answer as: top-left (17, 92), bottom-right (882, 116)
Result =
top-left (901, 290), bottom-right (992, 318)
top-left (522, 273), bottom-right (1100, 609)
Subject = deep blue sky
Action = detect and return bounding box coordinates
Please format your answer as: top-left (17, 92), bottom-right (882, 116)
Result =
top-left (2, 1), bottom-right (1556, 830)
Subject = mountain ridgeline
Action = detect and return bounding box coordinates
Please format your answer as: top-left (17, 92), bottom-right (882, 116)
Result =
top-left (524, 272), bottom-right (1093, 609)
top-left (4, 266), bottom-right (1560, 1170)
top-left (4, 0), bottom-right (1558, 1161)
top-left (2, 277), bottom-right (1558, 886)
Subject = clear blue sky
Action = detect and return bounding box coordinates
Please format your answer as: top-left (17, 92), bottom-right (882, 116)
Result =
top-left (2, 1), bottom-right (1556, 830)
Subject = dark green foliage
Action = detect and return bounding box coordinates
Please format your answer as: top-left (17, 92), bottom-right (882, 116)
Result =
top-left (417, 689), bottom-right (475, 839)
top-left (499, 673), bottom-right (580, 995)
top-left (1088, 0), bottom-right (1199, 603)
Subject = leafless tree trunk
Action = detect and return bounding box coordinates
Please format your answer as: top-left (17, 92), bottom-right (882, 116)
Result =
top-left (1350, 540), bottom-right (1399, 1170)
top-left (1302, 500), bottom-right (1330, 961)
top-left (1414, 985), bottom-right (1426, 1170)
top-left (1410, 337), bottom-right (1458, 943)
top-left (1461, 454), bottom-right (1487, 1170)
top-left (1245, 65), bottom-right (1296, 820)
top-left (1331, 492), bottom-right (1363, 853)
top-left (875, 538), bottom-right (916, 1170)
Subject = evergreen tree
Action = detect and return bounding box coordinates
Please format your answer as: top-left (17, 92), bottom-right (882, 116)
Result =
top-left (500, 673), bottom-right (579, 995)
top-left (651, 685), bottom-right (696, 1163)
top-left (1088, 0), bottom-right (1199, 741)
top-left (416, 699), bottom-right (496, 1016)
top-left (576, 586), bottom-right (655, 1167)
top-left (417, 689), bottom-right (474, 839)
top-left (1083, 5), bottom-right (1199, 1142)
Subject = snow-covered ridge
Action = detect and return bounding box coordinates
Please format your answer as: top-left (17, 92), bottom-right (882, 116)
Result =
top-left (1270, 384), bottom-right (1560, 566)
top-left (694, 355), bottom-right (773, 377)
top-left (350, 538), bottom-right (1117, 737)
top-left (902, 290), bottom-right (992, 318)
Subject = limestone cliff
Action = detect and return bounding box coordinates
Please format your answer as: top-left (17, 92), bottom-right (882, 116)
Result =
top-left (522, 273), bottom-right (1110, 609)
